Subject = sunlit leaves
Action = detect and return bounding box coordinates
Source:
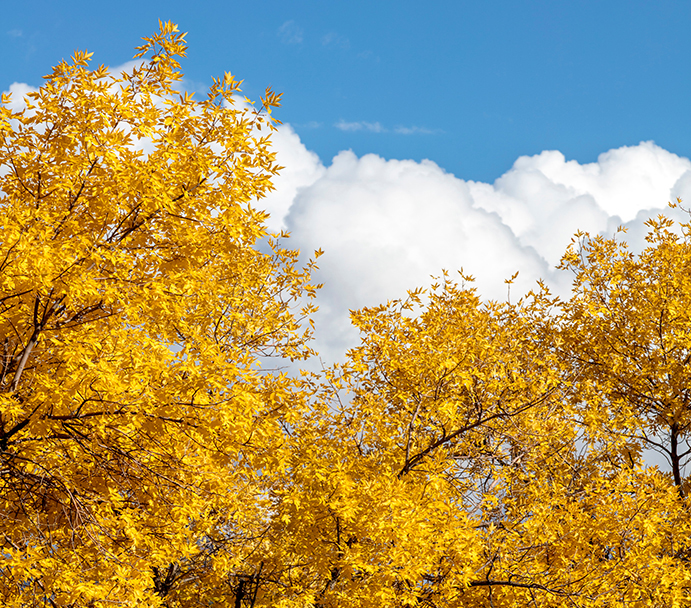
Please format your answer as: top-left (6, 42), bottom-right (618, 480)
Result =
top-left (274, 234), bottom-right (691, 606)
top-left (0, 23), bottom-right (317, 607)
top-left (560, 204), bottom-right (691, 497)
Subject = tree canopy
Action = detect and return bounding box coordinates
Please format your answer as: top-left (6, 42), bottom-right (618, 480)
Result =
top-left (1, 22), bottom-right (690, 608)
top-left (0, 22), bottom-right (319, 607)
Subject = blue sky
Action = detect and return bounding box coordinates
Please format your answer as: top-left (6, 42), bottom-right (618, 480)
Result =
top-left (5, 1), bottom-right (691, 362)
top-left (3, 0), bottom-right (691, 182)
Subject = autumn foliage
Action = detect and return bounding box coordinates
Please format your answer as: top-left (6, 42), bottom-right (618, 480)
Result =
top-left (1, 22), bottom-right (691, 608)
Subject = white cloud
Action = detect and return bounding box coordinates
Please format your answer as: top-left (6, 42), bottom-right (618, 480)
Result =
top-left (256, 132), bottom-right (691, 363)
top-left (293, 120), bottom-right (322, 129)
top-left (356, 50), bottom-right (377, 61)
top-left (278, 21), bottom-right (303, 45)
top-left (2, 82), bottom-right (38, 112)
top-left (259, 124), bottom-right (325, 233)
top-left (467, 143), bottom-right (691, 266)
top-left (394, 125), bottom-right (441, 135)
top-left (335, 120), bottom-right (385, 133)
top-left (334, 121), bottom-right (440, 135)
top-left (322, 32), bottom-right (350, 50)
top-left (282, 150), bottom-right (549, 361)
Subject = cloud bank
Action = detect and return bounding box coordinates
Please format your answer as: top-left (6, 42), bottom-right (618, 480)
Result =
top-left (264, 126), bottom-right (691, 362)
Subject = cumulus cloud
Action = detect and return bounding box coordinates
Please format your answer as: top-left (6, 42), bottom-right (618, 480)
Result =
top-left (258, 124), bottom-right (325, 233)
top-left (3, 82), bottom-right (38, 112)
top-left (282, 151), bottom-right (549, 360)
top-left (467, 143), bottom-right (691, 266)
top-left (258, 131), bottom-right (691, 363)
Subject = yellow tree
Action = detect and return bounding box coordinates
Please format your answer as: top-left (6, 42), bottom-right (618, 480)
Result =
top-left (559, 209), bottom-right (691, 499)
top-left (262, 278), bottom-right (566, 606)
top-left (0, 23), bottom-right (318, 607)
top-left (266, 273), bottom-right (691, 607)
top-left (552, 209), bottom-right (691, 604)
